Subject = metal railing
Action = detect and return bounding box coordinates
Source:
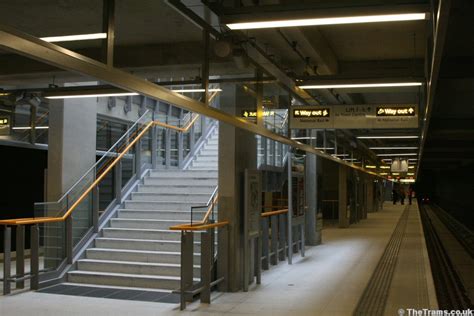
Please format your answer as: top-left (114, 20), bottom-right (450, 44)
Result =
top-left (0, 106), bottom-right (217, 295)
top-left (260, 209), bottom-right (289, 269)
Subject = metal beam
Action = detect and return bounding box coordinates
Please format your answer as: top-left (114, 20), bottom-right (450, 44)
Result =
top-left (0, 23), bottom-right (381, 176)
top-left (102, 0), bottom-right (115, 67)
top-left (417, 0), bottom-right (451, 176)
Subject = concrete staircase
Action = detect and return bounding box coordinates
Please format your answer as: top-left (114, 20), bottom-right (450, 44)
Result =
top-left (66, 131), bottom-right (218, 292)
top-left (189, 131), bottom-right (218, 170)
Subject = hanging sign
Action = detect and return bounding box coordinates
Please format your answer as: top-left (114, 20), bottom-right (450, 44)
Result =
top-left (290, 104), bottom-right (418, 129)
top-left (242, 109), bottom-right (275, 118)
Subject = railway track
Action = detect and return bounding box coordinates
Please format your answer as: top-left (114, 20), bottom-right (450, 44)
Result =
top-left (419, 203), bottom-right (473, 309)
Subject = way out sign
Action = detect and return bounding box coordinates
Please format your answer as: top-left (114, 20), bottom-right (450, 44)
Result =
top-left (290, 104), bottom-right (418, 129)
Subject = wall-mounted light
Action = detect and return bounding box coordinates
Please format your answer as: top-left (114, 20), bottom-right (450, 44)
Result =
top-left (41, 33), bottom-right (107, 43)
top-left (227, 13), bottom-right (427, 30)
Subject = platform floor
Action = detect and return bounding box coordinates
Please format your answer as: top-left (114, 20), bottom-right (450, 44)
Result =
top-left (0, 202), bottom-right (437, 316)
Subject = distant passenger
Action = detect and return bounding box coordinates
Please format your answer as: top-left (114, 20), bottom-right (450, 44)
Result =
top-left (408, 187), bottom-right (414, 205)
top-left (399, 187), bottom-right (406, 205)
top-left (392, 189), bottom-right (398, 205)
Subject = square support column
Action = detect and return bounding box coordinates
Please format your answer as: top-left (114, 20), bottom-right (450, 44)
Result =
top-left (217, 84), bottom-right (257, 292)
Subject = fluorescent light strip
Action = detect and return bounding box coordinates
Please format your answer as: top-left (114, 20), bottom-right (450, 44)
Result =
top-left (227, 13), bottom-right (427, 30)
top-left (299, 82), bottom-right (422, 89)
top-left (291, 137), bottom-right (313, 140)
top-left (380, 166), bottom-right (391, 169)
top-left (40, 33), bottom-right (107, 43)
top-left (369, 146), bottom-right (419, 150)
top-left (46, 92), bottom-right (139, 99)
top-left (315, 147), bottom-right (334, 150)
top-left (332, 154), bottom-right (349, 157)
top-left (365, 165), bottom-right (377, 169)
top-left (400, 179), bottom-right (416, 183)
top-left (377, 153), bottom-right (418, 157)
top-left (172, 88), bottom-right (222, 93)
top-left (12, 126), bottom-right (49, 130)
top-left (357, 136), bottom-right (419, 139)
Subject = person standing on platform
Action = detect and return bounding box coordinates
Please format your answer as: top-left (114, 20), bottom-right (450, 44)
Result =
top-left (408, 186), bottom-right (414, 205)
top-left (399, 187), bottom-right (406, 205)
top-left (392, 188), bottom-right (398, 205)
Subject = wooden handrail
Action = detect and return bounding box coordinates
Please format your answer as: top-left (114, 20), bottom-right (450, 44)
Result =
top-left (201, 193), bottom-right (218, 224)
top-left (261, 209), bottom-right (288, 217)
top-left (0, 107), bottom-right (217, 226)
top-left (169, 220), bottom-right (229, 231)
top-left (263, 205), bottom-right (288, 209)
top-left (0, 120), bottom-right (155, 226)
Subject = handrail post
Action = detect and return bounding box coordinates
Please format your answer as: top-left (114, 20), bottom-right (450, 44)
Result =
top-left (178, 132), bottom-right (184, 168)
top-left (165, 129), bottom-right (171, 169)
top-left (180, 230), bottom-right (194, 310)
top-left (16, 225), bottom-right (25, 289)
top-left (3, 226), bottom-right (11, 295)
top-left (200, 228), bottom-right (212, 304)
top-left (261, 217), bottom-right (269, 270)
top-left (278, 214), bottom-right (286, 261)
top-left (270, 215), bottom-right (278, 265)
top-left (92, 186), bottom-right (99, 233)
top-left (134, 137), bottom-right (142, 175)
top-left (114, 160), bottom-right (122, 202)
top-left (66, 216), bottom-right (73, 264)
top-left (30, 224), bottom-right (39, 290)
top-left (151, 123), bottom-right (157, 169)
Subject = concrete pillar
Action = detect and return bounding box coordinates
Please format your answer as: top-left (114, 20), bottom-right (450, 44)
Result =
top-left (305, 151), bottom-right (317, 245)
top-left (338, 165), bottom-right (350, 228)
top-left (45, 98), bottom-right (96, 267)
top-left (217, 84), bottom-right (257, 292)
top-left (47, 98), bottom-right (97, 199)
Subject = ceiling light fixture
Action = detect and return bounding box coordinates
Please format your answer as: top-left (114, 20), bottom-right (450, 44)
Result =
top-left (172, 88), bottom-right (222, 93)
top-left (357, 136), bottom-right (419, 139)
top-left (40, 33), bottom-right (107, 43)
top-left (365, 165), bottom-right (377, 169)
top-left (227, 13), bottom-right (427, 30)
top-left (376, 153), bottom-right (418, 157)
top-left (369, 146), bottom-right (419, 150)
top-left (299, 82), bottom-right (423, 89)
top-left (12, 126), bottom-right (49, 130)
top-left (380, 166), bottom-right (391, 169)
top-left (46, 92), bottom-right (139, 99)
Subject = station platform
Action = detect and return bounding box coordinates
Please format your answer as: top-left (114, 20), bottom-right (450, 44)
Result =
top-left (0, 202), bottom-right (437, 316)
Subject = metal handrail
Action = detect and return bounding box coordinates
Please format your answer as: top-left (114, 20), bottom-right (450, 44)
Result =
top-left (0, 112), bottom-right (212, 226)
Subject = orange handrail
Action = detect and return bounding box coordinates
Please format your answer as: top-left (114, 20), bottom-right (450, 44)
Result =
top-left (0, 104), bottom-right (218, 226)
top-left (261, 209), bottom-right (288, 217)
top-left (169, 220), bottom-right (229, 231)
top-left (0, 120), bottom-right (155, 226)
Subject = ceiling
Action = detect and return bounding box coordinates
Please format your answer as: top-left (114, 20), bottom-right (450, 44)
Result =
top-left (0, 0), bottom-right (471, 177)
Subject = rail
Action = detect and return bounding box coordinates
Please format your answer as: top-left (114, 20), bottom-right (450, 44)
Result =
top-left (0, 107), bottom-right (217, 295)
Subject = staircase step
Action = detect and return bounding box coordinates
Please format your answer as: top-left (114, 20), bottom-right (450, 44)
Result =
top-left (149, 170), bottom-right (217, 178)
top-left (124, 200), bottom-right (202, 211)
top-left (194, 156), bottom-right (218, 162)
top-left (67, 270), bottom-right (191, 291)
top-left (144, 178), bottom-right (217, 186)
top-left (117, 210), bottom-right (206, 221)
top-left (77, 259), bottom-right (200, 278)
top-left (131, 192), bottom-right (210, 203)
top-left (110, 218), bottom-right (188, 230)
top-left (137, 185), bottom-right (215, 194)
top-left (102, 227), bottom-right (182, 240)
top-left (192, 161), bottom-right (218, 167)
top-left (95, 237), bottom-right (201, 252)
top-left (86, 248), bottom-right (199, 264)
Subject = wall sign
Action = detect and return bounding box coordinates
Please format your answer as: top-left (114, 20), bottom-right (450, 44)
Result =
top-left (290, 104), bottom-right (418, 129)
